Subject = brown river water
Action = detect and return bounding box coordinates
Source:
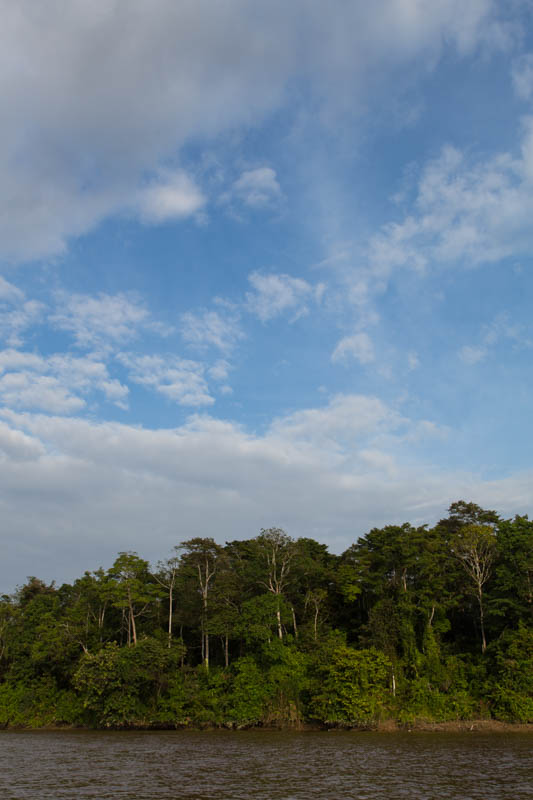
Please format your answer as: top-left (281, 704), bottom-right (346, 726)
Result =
top-left (1, 729), bottom-right (532, 799)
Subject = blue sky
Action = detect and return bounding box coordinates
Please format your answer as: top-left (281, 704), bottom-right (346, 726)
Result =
top-left (1, 0), bottom-right (533, 591)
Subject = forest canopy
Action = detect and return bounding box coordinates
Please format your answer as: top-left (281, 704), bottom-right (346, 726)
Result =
top-left (1, 501), bottom-right (533, 729)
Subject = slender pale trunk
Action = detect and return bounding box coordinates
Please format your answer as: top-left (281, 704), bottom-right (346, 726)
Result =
top-left (128, 588), bottom-right (137, 646)
top-left (168, 584), bottom-right (173, 648)
top-left (224, 634), bottom-right (229, 668)
top-left (98, 603), bottom-right (106, 642)
top-left (291, 605), bottom-right (298, 639)
top-left (276, 599), bottom-right (283, 639)
top-left (478, 589), bottom-right (487, 654)
top-left (201, 591), bottom-right (209, 669)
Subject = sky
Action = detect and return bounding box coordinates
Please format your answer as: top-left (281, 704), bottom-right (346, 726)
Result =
top-left (1, 0), bottom-right (533, 592)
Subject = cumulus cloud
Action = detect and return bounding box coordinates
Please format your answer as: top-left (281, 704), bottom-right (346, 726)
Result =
top-left (0, 277), bottom-right (45, 347)
top-left (208, 359), bottom-right (232, 381)
top-left (51, 292), bottom-right (155, 351)
top-left (512, 53), bottom-right (533, 100)
top-left (180, 309), bottom-right (244, 354)
top-left (0, 349), bottom-right (129, 413)
top-left (368, 121), bottom-right (533, 280)
top-left (230, 167), bottom-right (283, 209)
top-left (0, 277), bottom-right (24, 303)
top-left (0, 419), bottom-right (45, 462)
top-left (136, 170), bottom-right (206, 223)
top-left (1, 394), bottom-right (531, 590)
top-left (0, 0), bottom-right (509, 260)
top-left (245, 272), bottom-right (323, 322)
top-left (117, 353), bottom-right (214, 407)
top-left (332, 332), bottom-right (375, 364)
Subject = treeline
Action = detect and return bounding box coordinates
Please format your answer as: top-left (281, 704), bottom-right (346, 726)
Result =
top-left (1, 501), bottom-right (533, 729)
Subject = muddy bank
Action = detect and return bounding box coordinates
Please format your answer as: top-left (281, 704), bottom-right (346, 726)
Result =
top-left (372, 719), bottom-right (533, 733)
top-left (4, 718), bottom-right (533, 733)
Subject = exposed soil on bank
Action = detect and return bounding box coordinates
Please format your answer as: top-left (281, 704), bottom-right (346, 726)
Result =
top-left (4, 719), bottom-right (533, 733)
top-left (373, 719), bottom-right (533, 733)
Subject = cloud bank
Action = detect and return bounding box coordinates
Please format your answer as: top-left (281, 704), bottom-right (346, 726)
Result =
top-left (0, 0), bottom-right (510, 261)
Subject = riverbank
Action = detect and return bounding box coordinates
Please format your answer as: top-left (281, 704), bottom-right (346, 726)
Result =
top-left (373, 719), bottom-right (533, 733)
top-left (4, 718), bottom-right (533, 733)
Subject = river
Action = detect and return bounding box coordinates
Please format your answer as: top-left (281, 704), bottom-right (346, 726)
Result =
top-left (1, 729), bottom-right (532, 799)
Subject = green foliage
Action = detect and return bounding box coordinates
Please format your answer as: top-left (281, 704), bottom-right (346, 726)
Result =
top-left (3, 503), bottom-right (533, 728)
top-left (0, 679), bottom-right (83, 727)
top-left (227, 656), bottom-right (271, 724)
top-left (489, 625), bottom-right (533, 722)
top-left (263, 641), bottom-right (309, 725)
top-left (73, 637), bottom-right (178, 726)
top-left (309, 646), bottom-right (391, 725)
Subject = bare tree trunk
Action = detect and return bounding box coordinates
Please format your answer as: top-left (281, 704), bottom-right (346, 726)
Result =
top-left (128, 589), bottom-right (137, 646)
top-left (478, 590), bottom-right (487, 654)
top-left (276, 599), bottom-right (283, 639)
top-left (291, 605), bottom-right (298, 639)
top-left (168, 584), bottom-right (173, 649)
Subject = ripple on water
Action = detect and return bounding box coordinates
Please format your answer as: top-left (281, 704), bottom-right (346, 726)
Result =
top-left (1, 730), bottom-right (532, 799)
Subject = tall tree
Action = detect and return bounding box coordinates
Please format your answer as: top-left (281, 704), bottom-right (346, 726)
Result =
top-left (179, 538), bottom-right (224, 669)
top-left (154, 552), bottom-right (181, 648)
top-left (452, 524), bottom-right (497, 653)
top-left (108, 552), bottom-right (154, 646)
top-left (254, 528), bottom-right (295, 640)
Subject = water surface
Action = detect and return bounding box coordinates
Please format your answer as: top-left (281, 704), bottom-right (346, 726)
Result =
top-left (1, 729), bottom-right (531, 799)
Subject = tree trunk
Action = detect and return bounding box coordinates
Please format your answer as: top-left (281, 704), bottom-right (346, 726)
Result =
top-left (478, 590), bottom-right (487, 654)
top-left (128, 589), bottom-right (137, 646)
top-left (168, 585), bottom-right (173, 648)
top-left (276, 600), bottom-right (283, 639)
top-left (291, 605), bottom-right (298, 639)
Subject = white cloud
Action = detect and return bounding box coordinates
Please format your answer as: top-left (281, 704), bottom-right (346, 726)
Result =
top-left (118, 353), bottom-right (214, 407)
top-left (208, 359), bottom-right (231, 381)
top-left (0, 372), bottom-right (85, 415)
top-left (0, 277), bottom-right (45, 346)
top-left (137, 170), bottom-right (206, 223)
top-left (0, 419), bottom-right (45, 461)
top-left (332, 332), bottom-right (374, 364)
top-left (269, 394), bottom-right (399, 451)
top-left (0, 349), bottom-right (129, 412)
top-left (180, 309), bottom-right (244, 354)
top-left (245, 271), bottom-right (322, 322)
top-left (458, 313), bottom-right (532, 365)
top-left (512, 53), bottom-right (533, 100)
top-left (459, 344), bottom-right (487, 365)
top-left (1, 394), bottom-right (531, 590)
top-left (51, 292), bottom-right (152, 351)
top-left (0, 277), bottom-right (24, 303)
top-left (0, 300), bottom-right (45, 348)
top-left (231, 167), bottom-right (282, 208)
top-left (0, 0), bottom-right (509, 260)
top-left (368, 120), bottom-right (533, 279)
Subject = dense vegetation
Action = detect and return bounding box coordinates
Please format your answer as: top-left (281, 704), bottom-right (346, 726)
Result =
top-left (1, 501), bottom-right (533, 729)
